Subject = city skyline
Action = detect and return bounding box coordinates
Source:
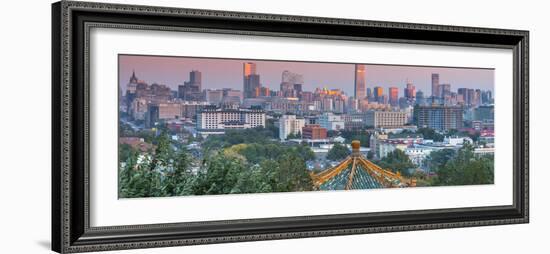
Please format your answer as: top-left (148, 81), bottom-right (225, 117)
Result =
top-left (119, 55), bottom-right (495, 97)
top-left (118, 54), bottom-right (495, 199)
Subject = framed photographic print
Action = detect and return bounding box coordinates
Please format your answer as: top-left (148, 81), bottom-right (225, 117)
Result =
top-left (51, 1), bottom-right (529, 253)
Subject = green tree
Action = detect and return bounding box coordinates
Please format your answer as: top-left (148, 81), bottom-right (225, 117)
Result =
top-left (286, 132), bottom-right (301, 139)
top-left (340, 130), bottom-right (370, 147)
top-left (192, 153), bottom-right (247, 195)
top-left (231, 164), bottom-right (274, 194)
top-left (271, 153), bottom-right (313, 192)
top-left (118, 143), bottom-right (134, 163)
top-left (434, 143), bottom-right (494, 186)
top-left (164, 147), bottom-right (194, 196)
top-left (292, 143), bottom-right (315, 162)
top-left (326, 143), bottom-right (350, 161)
top-left (425, 149), bottom-right (456, 171)
top-left (416, 127), bottom-right (444, 142)
top-left (377, 149), bottom-right (415, 176)
top-left (149, 131), bottom-right (172, 171)
top-left (366, 151), bottom-right (374, 160)
top-left (118, 156), bottom-right (167, 198)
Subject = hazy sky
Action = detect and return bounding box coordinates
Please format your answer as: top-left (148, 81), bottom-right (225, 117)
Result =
top-left (119, 54), bottom-right (494, 96)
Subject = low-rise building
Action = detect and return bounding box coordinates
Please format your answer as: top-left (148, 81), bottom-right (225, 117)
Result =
top-left (196, 106), bottom-right (265, 136)
top-left (302, 124), bottom-right (328, 140)
top-left (404, 147), bottom-right (433, 166)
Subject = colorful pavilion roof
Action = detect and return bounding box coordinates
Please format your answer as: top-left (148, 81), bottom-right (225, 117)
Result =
top-left (311, 140), bottom-right (416, 191)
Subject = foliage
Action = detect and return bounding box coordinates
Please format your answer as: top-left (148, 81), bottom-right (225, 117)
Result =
top-left (415, 127), bottom-right (444, 142)
top-left (119, 131), bottom-right (316, 198)
top-left (339, 130), bottom-right (370, 147)
top-left (377, 149), bottom-right (415, 176)
top-left (118, 121), bottom-right (156, 143)
top-left (326, 143), bottom-right (350, 161)
top-left (286, 132), bottom-right (301, 139)
top-left (193, 153), bottom-right (247, 195)
top-left (366, 151), bottom-right (374, 160)
top-left (118, 143), bottom-right (134, 162)
top-left (425, 149), bottom-right (456, 171)
top-left (202, 127), bottom-right (276, 151)
top-left (433, 143), bottom-right (494, 186)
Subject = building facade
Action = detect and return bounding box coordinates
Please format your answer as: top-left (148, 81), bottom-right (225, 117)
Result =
top-left (318, 112), bottom-right (345, 131)
top-left (364, 110), bottom-right (408, 128)
top-left (279, 114), bottom-right (306, 140)
top-left (302, 124), bottom-right (328, 140)
top-left (178, 70), bottom-right (202, 101)
top-left (415, 105), bottom-right (463, 131)
top-left (196, 106), bottom-right (266, 135)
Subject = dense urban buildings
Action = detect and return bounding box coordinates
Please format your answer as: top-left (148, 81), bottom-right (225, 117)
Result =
top-left (178, 70), bottom-right (203, 101)
top-left (119, 55), bottom-right (495, 198)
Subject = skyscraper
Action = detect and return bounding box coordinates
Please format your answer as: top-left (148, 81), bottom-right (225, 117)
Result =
top-left (280, 70), bottom-right (303, 97)
top-left (431, 73), bottom-right (440, 98)
top-left (389, 87), bottom-right (399, 106)
top-left (354, 64), bottom-right (366, 99)
top-left (415, 90), bottom-right (425, 105)
top-left (243, 62), bottom-right (256, 77)
top-left (373, 86), bottom-right (383, 102)
top-left (366, 87), bottom-right (372, 100)
top-left (457, 88), bottom-right (468, 104)
top-left (440, 84), bottom-right (451, 98)
top-left (405, 82), bottom-right (416, 100)
top-left (243, 62), bottom-right (260, 99)
top-left (189, 70), bottom-right (202, 87)
top-left (178, 70), bottom-right (203, 101)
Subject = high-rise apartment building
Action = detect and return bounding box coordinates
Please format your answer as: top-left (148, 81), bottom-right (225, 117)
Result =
top-left (415, 105), bottom-right (463, 131)
top-left (279, 114), bottom-right (306, 140)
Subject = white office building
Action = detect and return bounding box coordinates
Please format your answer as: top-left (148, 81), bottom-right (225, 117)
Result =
top-left (279, 114), bottom-right (306, 140)
top-left (318, 112), bottom-right (345, 131)
top-left (197, 107), bottom-right (265, 136)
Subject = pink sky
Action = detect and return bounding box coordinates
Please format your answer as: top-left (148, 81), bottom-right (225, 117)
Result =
top-left (119, 54), bottom-right (494, 96)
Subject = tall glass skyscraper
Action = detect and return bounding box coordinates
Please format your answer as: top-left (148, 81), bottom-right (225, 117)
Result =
top-left (243, 62), bottom-right (259, 98)
top-left (431, 73), bottom-right (440, 98)
top-left (354, 64), bottom-right (366, 99)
